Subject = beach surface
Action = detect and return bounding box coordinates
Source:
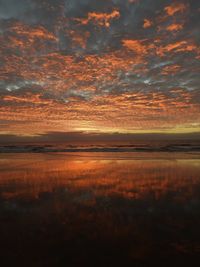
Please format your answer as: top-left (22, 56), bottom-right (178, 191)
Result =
top-left (0, 152), bottom-right (200, 266)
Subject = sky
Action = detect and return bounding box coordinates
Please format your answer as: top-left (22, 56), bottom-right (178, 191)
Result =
top-left (0, 0), bottom-right (200, 141)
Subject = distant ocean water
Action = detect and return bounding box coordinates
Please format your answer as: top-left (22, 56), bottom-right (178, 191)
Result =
top-left (0, 142), bottom-right (200, 153)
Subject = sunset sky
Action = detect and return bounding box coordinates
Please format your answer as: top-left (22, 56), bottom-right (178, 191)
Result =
top-left (0, 0), bottom-right (200, 140)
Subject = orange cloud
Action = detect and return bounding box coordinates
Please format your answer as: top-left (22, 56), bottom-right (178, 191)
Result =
top-left (0, 22), bottom-right (57, 56)
top-left (156, 40), bottom-right (198, 56)
top-left (74, 9), bottom-right (120, 27)
top-left (143, 19), bottom-right (153, 29)
top-left (164, 2), bottom-right (187, 16)
top-left (122, 39), bottom-right (154, 55)
top-left (166, 23), bottom-right (184, 32)
top-left (3, 94), bottom-right (54, 105)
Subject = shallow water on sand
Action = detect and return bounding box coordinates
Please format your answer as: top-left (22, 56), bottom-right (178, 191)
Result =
top-left (0, 152), bottom-right (200, 266)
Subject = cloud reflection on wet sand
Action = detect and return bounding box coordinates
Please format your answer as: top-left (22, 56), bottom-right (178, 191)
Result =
top-left (0, 152), bottom-right (200, 266)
